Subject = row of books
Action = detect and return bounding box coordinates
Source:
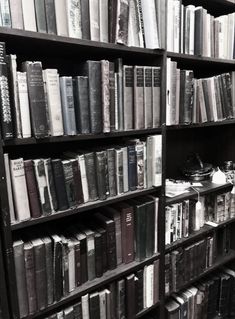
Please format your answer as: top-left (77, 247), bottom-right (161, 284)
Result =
top-left (13, 226), bottom-right (159, 318)
top-left (165, 268), bottom-right (235, 319)
top-left (166, 59), bottom-right (235, 125)
top-left (0, 42), bottom-right (162, 139)
top-left (165, 191), bottom-right (233, 246)
top-left (165, 228), bottom-right (231, 294)
top-left (167, 2), bottom-right (235, 59)
top-left (5, 135), bottom-right (162, 223)
top-left (0, 0), bottom-right (164, 49)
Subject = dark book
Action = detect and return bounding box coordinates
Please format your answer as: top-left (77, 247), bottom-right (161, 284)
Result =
top-left (109, 62), bottom-right (116, 131)
top-left (0, 42), bottom-right (13, 139)
top-left (107, 148), bottom-right (117, 197)
top-left (51, 159), bottom-right (69, 210)
top-left (108, 0), bottom-right (117, 43)
top-left (221, 73), bottom-right (233, 118)
top-left (82, 61), bottom-right (102, 133)
top-left (123, 65), bottom-right (134, 130)
top-left (60, 236), bottom-right (69, 296)
top-left (194, 7), bottom-right (203, 56)
top-left (136, 269), bottom-right (144, 313)
top-left (217, 273), bottom-right (231, 317)
top-left (109, 282), bottom-right (117, 319)
top-left (51, 234), bottom-right (63, 302)
top-left (44, 0), bottom-right (57, 34)
top-left (73, 301), bottom-right (82, 319)
top-left (75, 232), bottom-right (88, 284)
top-left (73, 76), bottom-right (90, 134)
top-left (134, 66), bottom-right (144, 129)
top-left (165, 253), bottom-right (171, 295)
top-left (13, 240), bottom-right (29, 318)
top-left (24, 241), bottom-right (37, 314)
top-left (183, 70), bottom-right (194, 124)
top-left (117, 279), bottom-right (126, 319)
top-left (64, 306), bottom-right (74, 319)
top-left (223, 268), bottom-right (235, 317)
top-left (22, 61), bottom-right (49, 138)
top-left (94, 232), bottom-right (103, 278)
top-left (42, 236), bottom-right (53, 306)
top-left (127, 144), bottom-right (137, 191)
top-left (96, 227), bottom-right (108, 273)
top-left (115, 58), bottom-right (124, 130)
top-left (153, 259), bottom-right (160, 304)
top-left (81, 228), bottom-right (95, 281)
top-left (84, 152), bottom-right (98, 201)
top-left (70, 158), bottom-right (84, 205)
top-left (34, 0), bottom-right (47, 33)
top-left (71, 237), bottom-right (81, 287)
top-left (24, 160), bottom-right (41, 218)
top-left (89, 292), bottom-right (100, 319)
top-left (31, 238), bottom-right (47, 310)
top-left (94, 212), bottom-right (117, 270)
top-left (135, 142), bottom-right (144, 189)
top-left (95, 151), bottom-right (107, 200)
top-left (115, 148), bottom-right (124, 195)
top-left (81, 0), bottom-right (90, 40)
top-left (165, 300), bottom-right (180, 319)
top-left (144, 197), bottom-right (155, 258)
top-left (126, 274), bottom-right (136, 319)
top-left (62, 160), bottom-right (76, 207)
top-left (44, 158), bottom-right (58, 211)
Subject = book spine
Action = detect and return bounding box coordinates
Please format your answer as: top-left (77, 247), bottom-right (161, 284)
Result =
top-left (106, 221), bottom-right (117, 270)
top-left (121, 207), bottom-right (134, 264)
top-left (89, 0), bottom-right (100, 41)
top-left (73, 240), bottom-right (81, 287)
top-left (44, 158), bottom-right (58, 211)
top-left (54, 0), bottom-right (68, 36)
top-left (22, 61), bottom-right (49, 138)
top-left (122, 147), bottom-right (129, 193)
top-left (71, 159), bottom-right (84, 205)
top-left (101, 60), bottom-right (110, 133)
top-left (94, 233), bottom-right (103, 278)
top-left (89, 293), bottom-right (100, 319)
top-left (43, 238), bottom-right (54, 305)
top-left (67, 240), bottom-right (75, 292)
top-left (135, 143), bottom-right (144, 189)
top-left (116, 0), bottom-right (129, 45)
top-left (136, 269), bottom-right (143, 312)
top-left (86, 233), bottom-right (95, 281)
top-left (115, 149), bottom-right (124, 195)
top-left (99, 0), bottom-right (108, 42)
top-left (79, 237), bottom-right (88, 284)
top-left (80, 0), bottom-right (90, 39)
top-left (95, 151), bottom-right (107, 200)
top-left (117, 279), bottom-right (126, 319)
top-left (123, 65), bottom-right (134, 130)
top-left (4, 153), bottom-right (15, 223)
top-left (116, 58), bottom-right (124, 130)
top-left (128, 145), bottom-right (137, 191)
top-left (21, 0), bottom-right (37, 31)
top-left (0, 0), bottom-right (11, 27)
top-left (53, 238), bottom-right (63, 302)
top-left (0, 42), bottom-right (13, 138)
top-left (107, 148), bottom-right (117, 197)
top-left (134, 66), bottom-right (144, 129)
top-left (24, 243), bottom-right (37, 314)
top-left (51, 159), bottom-right (69, 210)
top-left (9, 0), bottom-right (24, 29)
top-left (126, 274), bottom-right (136, 318)
top-left (66, 0), bottom-right (82, 38)
top-left (145, 200), bottom-right (155, 257)
top-left (84, 152), bottom-right (98, 201)
top-left (62, 160), bottom-right (76, 207)
top-left (24, 160), bottom-right (42, 218)
top-left (44, 0), bottom-right (57, 34)
top-left (109, 62), bottom-right (116, 132)
top-left (34, 0), bottom-right (47, 33)
top-left (144, 67), bottom-right (153, 128)
top-left (78, 155), bottom-right (89, 203)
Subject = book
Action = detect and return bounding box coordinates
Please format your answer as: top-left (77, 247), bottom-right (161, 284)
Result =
top-left (95, 151), bottom-right (108, 200)
top-left (22, 61), bottom-right (49, 138)
top-left (89, 292), bottom-right (100, 319)
top-left (84, 152), bottom-right (98, 201)
top-left (51, 234), bottom-right (63, 302)
top-left (80, 0), bottom-right (90, 40)
top-left (141, 0), bottom-right (159, 49)
top-left (134, 66), bottom-right (144, 129)
top-left (107, 148), bottom-right (117, 197)
top-left (99, 0), bottom-right (108, 43)
top-left (101, 60), bottom-right (110, 133)
top-left (66, 0), bottom-right (82, 39)
top-left (89, 0), bottom-right (100, 41)
top-left (44, 158), bottom-right (58, 212)
top-left (51, 159), bottom-right (69, 210)
top-left (0, 0), bottom-right (11, 27)
top-left (123, 65), bottom-right (134, 130)
top-left (42, 236), bottom-right (53, 306)
top-left (4, 153), bottom-right (15, 222)
top-left (54, 0), bottom-right (68, 36)
top-left (21, 0), bottom-right (37, 31)
top-left (144, 67), bottom-right (153, 128)
top-left (45, 0), bottom-right (57, 34)
top-left (34, 0), bottom-right (47, 33)
top-left (115, 148), bottom-right (124, 195)
top-left (62, 160), bottom-right (76, 207)
top-left (9, 0), bottom-right (23, 29)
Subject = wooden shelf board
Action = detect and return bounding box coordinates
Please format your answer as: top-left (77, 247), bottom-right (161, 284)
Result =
top-left (22, 253), bottom-right (160, 319)
top-left (166, 119), bottom-right (235, 130)
top-left (11, 187), bottom-right (160, 230)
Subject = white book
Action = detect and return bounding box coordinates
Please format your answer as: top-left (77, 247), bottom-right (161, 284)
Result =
top-left (222, 15), bottom-right (228, 59)
top-left (210, 77), bottom-right (218, 121)
top-left (79, 154), bottom-right (89, 203)
top-left (206, 13), bottom-right (211, 57)
top-left (66, 0), bottom-right (82, 38)
top-left (143, 141), bottom-right (147, 189)
top-left (227, 13), bottom-right (235, 59)
top-left (16, 72), bottom-right (31, 138)
top-left (43, 158), bottom-right (55, 212)
top-left (146, 136), bottom-right (153, 188)
top-left (4, 153), bottom-right (15, 223)
top-left (173, 0), bottom-right (180, 53)
top-left (0, 0), bottom-right (11, 27)
top-left (10, 158), bottom-right (31, 221)
top-left (99, 0), bottom-right (108, 42)
top-left (99, 290), bottom-right (107, 319)
top-left (67, 239), bottom-right (75, 292)
top-left (188, 5), bottom-right (195, 55)
top-left (144, 264), bottom-right (154, 308)
top-left (43, 69), bottom-right (64, 136)
top-left (9, 0), bottom-right (24, 29)
top-left (180, 4), bottom-right (184, 53)
top-left (141, 0), bottom-right (159, 49)
top-left (21, 0), bottom-right (37, 31)
top-left (128, 0), bottom-right (141, 47)
top-left (122, 146), bottom-right (129, 193)
top-left (167, 0), bottom-right (173, 51)
top-left (152, 135), bottom-right (162, 187)
top-left (89, 0), bottom-right (100, 41)
top-left (54, 0), bottom-right (68, 36)
top-left (81, 294), bottom-right (90, 319)
top-left (57, 311), bottom-right (64, 319)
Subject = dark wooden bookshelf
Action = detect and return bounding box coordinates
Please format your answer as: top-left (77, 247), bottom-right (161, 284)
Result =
top-left (22, 253), bottom-right (160, 319)
top-left (166, 119), bottom-right (235, 131)
top-left (165, 182), bottom-right (233, 206)
top-left (11, 187), bottom-right (160, 230)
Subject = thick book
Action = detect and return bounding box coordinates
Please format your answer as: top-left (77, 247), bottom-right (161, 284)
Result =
top-left (22, 61), bottom-right (49, 138)
top-left (152, 67), bottom-right (161, 127)
top-left (62, 160), bottom-right (76, 207)
top-left (43, 69), bottom-right (64, 136)
top-left (51, 234), bottom-right (63, 302)
top-left (95, 151), bottom-right (108, 200)
top-left (109, 62), bottom-right (116, 131)
top-left (127, 144), bottom-right (137, 191)
top-left (89, 0), bottom-right (100, 41)
top-left (16, 72), bottom-right (32, 138)
top-left (44, 158), bottom-right (58, 212)
top-left (122, 146), bottom-right (129, 193)
top-left (82, 228), bottom-right (95, 281)
top-left (144, 67), bottom-right (153, 128)
top-left (60, 76), bottom-right (77, 135)
top-left (13, 240), bottom-right (29, 318)
top-left (194, 7), bottom-right (203, 56)
top-left (9, 0), bottom-right (24, 29)
top-left (128, 0), bottom-right (142, 47)
top-left (78, 154), bottom-right (89, 203)
top-left (89, 292), bottom-right (100, 319)
top-left (99, 290), bottom-right (107, 319)
top-left (84, 152), bottom-right (98, 201)
top-left (10, 158), bottom-right (31, 221)
top-left (117, 279), bottom-right (126, 319)
top-left (4, 153), bottom-right (15, 223)
top-left (123, 65), bottom-right (134, 130)
top-left (115, 58), bottom-right (124, 130)
top-left (135, 142), bottom-right (144, 189)
top-left (73, 76), bottom-right (90, 134)
top-left (101, 60), bottom-right (110, 133)
top-left (31, 238), bottom-right (47, 310)
top-left (116, 0), bottom-right (129, 45)
top-left (0, 42), bottom-right (13, 139)
top-left (70, 158), bottom-right (84, 205)
top-left (126, 274), bottom-right (136, 318)
top-left (134, 66), bottom-right (144, 129)
top-left (73, 301), bottom-right (82, 319)
top-left (24, 241), bottom-right (37, 314)
top-left (66, 0), bottom-right (82, 39)
top-left (54, 0), bottom-right (68, 36)
top-left (45, 0), bottom-right (57, 34)
top-left (24, 160), bottom-right (42, 218)
top-left (136, 269), bottom-right (144, 313)
top-left (94, 232), bottom-right (103, 277)
top-left (74, 232), bottom-right (88, 284)
top-left (33, 159), bottom-right (52, 215)
top-left (34, 0), bottom-right (47, 33)
top-left (152, 135), bottom-right (162, 186)
top-left (21, 0), bottom-right (37, 31)
top-left (51, 159), bottom-right (69, 210)
top-left (42, 236), bottom-right (53, 306)
top-left (82, 61), bottom-right (102, 133)
top-left (144, 264), bottom-right (154, 308)
top-left (141, 0), bottom-right (159, 49)
top-left (107, 148), bottom-right (117, 197)
top-left (81, 0), bottom-right (90, 40)
top-left (81, 294), bottom-right (90, 319)
top-left (64, 306), bottom-right (74, 319)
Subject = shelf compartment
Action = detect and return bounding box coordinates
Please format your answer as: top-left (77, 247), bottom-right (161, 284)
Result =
top-left (165, 217), bottom-right (235, 253)
top-left (3, 128), bottom-right (162, 147)
top-left (165, 182), bottom-right (233, 206)
top-left (22, 253), bottom-right (160, 319)
top-left (11, 187), bottom-right (160, 230)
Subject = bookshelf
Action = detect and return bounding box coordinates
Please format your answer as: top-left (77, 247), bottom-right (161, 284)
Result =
top-left (0, 0), bottom-right (233, 318)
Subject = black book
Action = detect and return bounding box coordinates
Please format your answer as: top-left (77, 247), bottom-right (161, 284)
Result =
top-left (73, 301), bottom-right (82, 319)
top-left (75, 232), bottom-right (88, 284)
top-left (217, 273), bottom-right (231, 317)
top-left (222, 73), bottom-right (233, 118)
top-left (94, 231), bottom-right (103, 278)
top-left (44, 0), bottom-right (57, 34)
top-left (109, 62), bottom-right (116, 131)
top-left (0, 42), bottom-right (13, 139)
top-left (89, 292), bottom-right (100, 319)
top-left (73, 76), bottom-right (90, 134)
top-left (51, 159), bottom-right (69, 210)
top-left (127, 144), bottom-right (137, 191)
top-left (126, 273), bottom-right (136, 319)
top-left (107, 148), bottom-right (117, 197)
top-left (42, 236), bottom-right (54, 306)
top-left (165, 253), bottom-right (172, 295)
top-left (34, 0), bottom-right (47, 33)
top-left (62, 160), bottom-right (76, 207)
top-left (96, 227), bottom-right (108, 273)
top-left (183, 70), bottom-right (194, 124)
top-left (22, 61), bottom-right (49, 138)
top-left (70, 159), bottom-right (84, 205)
top-left (84, 152), bottom-right (98, 201)
top-left (82, 61), bottom-right (102, 133)
top-left (108, 0), bottom-right (118, 43)
top-left (194, 7), bottom-right (203, 56)
top-left (144, 198), bottom-right (155, 258)
top-left (136, 269), bottom-right (144, 313)
top-left (81, 0), bottom-right (90, 40)
top-left (117, 279), bottom-right (126, 319)
top-left (44, 158), bottom-right (58, 212)
top-left (95, 151), bottom-right (108, 200)
top-left (51, 234), bottom-right (63, 302)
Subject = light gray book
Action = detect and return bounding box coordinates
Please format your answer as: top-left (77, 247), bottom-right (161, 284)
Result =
top-left (141, 0), bottom-right (159, 49)
top-left (99, 0), bottom-right (108, 42)
top-left (81, 228), bottom-right (95, 281)
top-left (89, 0), bottom-right (100, 41)
top-left (128, 0), bottom-right (142, 47)
top-left (123, 65), bottom-right (134, 130)
top-left (116, 59), bottom-right (124, 130)
top-left (144, 67), bottom-right (153, 128)
top-left (4, 153), bottom-right (15, 223)
top-left (152, 67), bottom-right (161, 127)
top-left (9, 0), bottom-right (24, 29)
top-left (54, 0), bottom-right (68, 36)
top-left (0, 0), bottom-right (11, 27)
top-left (60, 76), bottom-right (77, 135)
top-left (66, 0), bottom-right (82, 38)
top-left (146, 136), bottom-right (153, 188)
top-left (115, 148), bottom-right (124, 195)
top-left (122, 146), bottom-right (129, 193)
top-left (81, 294), bottom-right (90, 319)
top-left (134, 66), bottom-right (144, 129)
top-left (101, 60), bottom-right (110, 132)
top-left (21, 0), bottom-right (37, 31)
